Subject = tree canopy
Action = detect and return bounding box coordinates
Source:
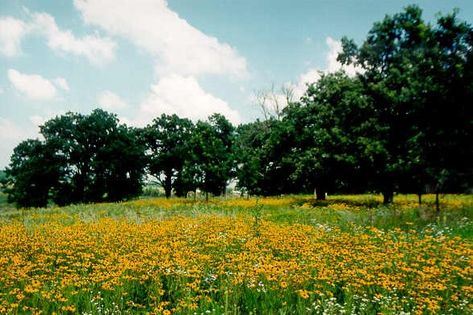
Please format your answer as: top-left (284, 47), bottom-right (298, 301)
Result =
top-left (339, 5), bottom-right (473, 202)
top-left (5, 110), bottom-right (146, 207)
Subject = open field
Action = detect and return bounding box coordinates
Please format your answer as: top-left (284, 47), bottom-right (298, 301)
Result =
top-left (0, 195), bottom-right (472, 314)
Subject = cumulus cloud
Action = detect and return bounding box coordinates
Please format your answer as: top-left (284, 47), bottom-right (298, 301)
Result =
top-left (73, 0), bottom-right (247, 77)
top-left (0, 17), bottom-right (29, 56)
top-left (97, 90), bottom-right (128, 110)
top-left (7, 69), bottom-right (57, 100)
top-left (0, 11), bottom-right (115, 64)
top-left (137, 75), bottom-right (241, 125)
top-left (73, 0), bottom-right (246, 125)
top-left (292, 69), bottom-right (322, 99)
top-left (31, 12), bottom-right (116, 65)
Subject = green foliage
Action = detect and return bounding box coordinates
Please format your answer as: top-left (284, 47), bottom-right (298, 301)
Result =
top-left (4, 140), bottom-right (60, 208)
top-left (235, 119), bottom-right (294, 196)
top-left (186, 114), bottom-right (236, 198)
top-left (144, 114), bottom-right (194, 198)
top-left (284, 72), bottom-right (386, 199)
top-left (6, 109), bottom-right (146, 208)
top-left (339, 5), bottom-right (473, 201)
top-left (0, 170), bottom-right (6, 185)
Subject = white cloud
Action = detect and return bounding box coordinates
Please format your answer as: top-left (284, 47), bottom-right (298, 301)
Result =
top-left (138, 74), bottom-right (241, 125)
top-left (97, 90), bottom-right (128, 110)
top-left (293, 69), bottom-right (322, 99)
top-left (73, 0), bottom-right (245, 125)
top-left (73, 0), bottom-right (247, 77)
top-left (0, 12), bottom-right (115, 64)
top-left (7, 69), bottom-right (57, 100)
top-left (0, 17), bottom-right (29, 56)
top-left (53, 77), bottom-right (69, 91)
top-left (31, 12), bottom-right (116, 65)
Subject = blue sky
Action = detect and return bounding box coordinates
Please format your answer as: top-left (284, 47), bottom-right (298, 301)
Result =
top-left (1, 0), bottom-right (472, 168)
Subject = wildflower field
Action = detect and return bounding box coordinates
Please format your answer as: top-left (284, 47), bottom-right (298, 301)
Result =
top-left (0, 194), bottom-right (472, 314)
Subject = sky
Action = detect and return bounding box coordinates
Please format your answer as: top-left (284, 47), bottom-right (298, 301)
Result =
top-left (1, 0), bottom-right (472, 169)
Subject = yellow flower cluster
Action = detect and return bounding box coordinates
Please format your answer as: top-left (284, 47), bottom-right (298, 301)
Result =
top-left (124, 198), bottom-right (194, 209)
top-left (0, 211), bottom-right (471, 314)
top-left (124, 196), bottom-right (300, 209)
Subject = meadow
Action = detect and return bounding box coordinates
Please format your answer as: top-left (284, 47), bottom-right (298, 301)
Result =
top-left (0, 194), bottom-right (472, 314)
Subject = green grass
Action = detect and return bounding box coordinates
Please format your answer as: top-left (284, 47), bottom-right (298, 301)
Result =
top-left (1, 194), bottom-right (472, 239)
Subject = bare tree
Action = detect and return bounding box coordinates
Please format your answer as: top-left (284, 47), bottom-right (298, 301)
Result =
top-left (254, 83), bottom-right (295, 121)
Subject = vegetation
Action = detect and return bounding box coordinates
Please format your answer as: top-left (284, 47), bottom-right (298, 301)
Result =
top-left (143, 114), bottom-right (194, 198)
top-left (338, 6), bottom-right (473, 203)
top-left (0, 194), bottom-right (471, 314)
top-left (3, 110), bottom-right (146, 207)
top-left (2, 6), bottom-right (471, 208)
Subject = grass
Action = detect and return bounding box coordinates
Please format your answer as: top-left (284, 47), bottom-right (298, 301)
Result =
top-left (0, 192), bottom-right (8, 208)
top-left (0, 194), bottom-right (471, 314)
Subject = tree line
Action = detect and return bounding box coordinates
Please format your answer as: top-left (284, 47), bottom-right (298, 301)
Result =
top-left (2, 5), bottom-right (472, 208)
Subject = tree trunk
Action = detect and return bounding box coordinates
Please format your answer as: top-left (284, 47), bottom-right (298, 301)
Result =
top-left (435, 191), bottom-right (440, 214)
top-left (205, 191), bottom-right (209, 202)
top-left (76, 163), bottom-right (89, 203)
top-left (383, 190), bottom-right (393, 204)
top-left (315, 187), bottom-right (326, 201)
top-left (418, 193), bottom-right (422, 205)
top-left (164, 170), bottom-right (172, 199)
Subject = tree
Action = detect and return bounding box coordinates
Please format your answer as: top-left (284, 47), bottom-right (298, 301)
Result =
top-left (43, 109), bottom-right (146, 204)
top-left (339, 5), bottom-right (473, 203)
top-left (0, 170), bottom-right (7, 189)
top-left (235, 120), bottom-right (267, 196)
top-left (144, 114), bottom-right (194, 198)
top-left (235, 84), bottom-right (299, 197)
top-left (254, 84), bottom-right (294, 121)
top-left (422, 11), bottom-right (473, 204)
top-left (4, 140), bottom-right (60, 208)
top-left (6, 109), bottom-right (146, 207)
top-left (187, 114), bottom-right (236, 200)
top-left (284, 72), bottom-right (384, 200)
top-left (94, 125), bottom-right (146, 202)
top-left (235, 120), bottom-right (274, 196)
